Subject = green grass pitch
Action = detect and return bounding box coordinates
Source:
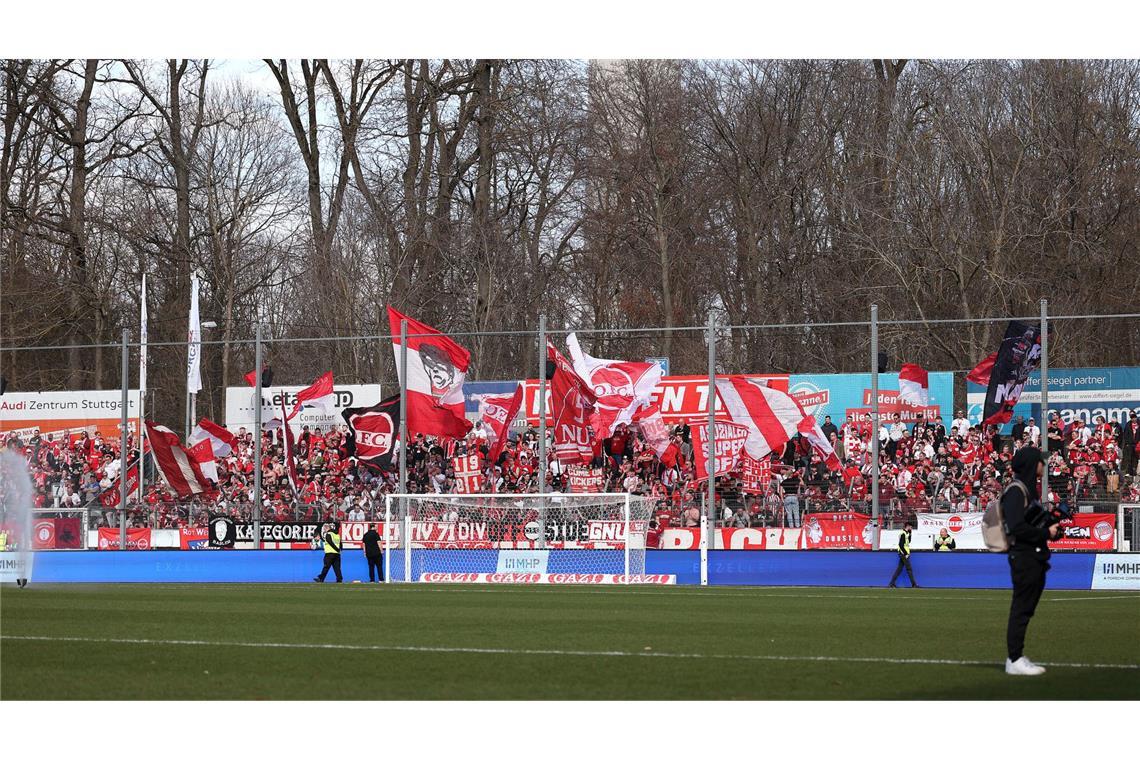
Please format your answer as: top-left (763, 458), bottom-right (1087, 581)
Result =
top-left (1, 584), bottom-right (1137, 699)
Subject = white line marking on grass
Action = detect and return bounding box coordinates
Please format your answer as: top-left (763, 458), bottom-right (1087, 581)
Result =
top-left (3, 634), bottom-right (1137, 671)
top-left (1046, 595), bottom-right (1140, 602)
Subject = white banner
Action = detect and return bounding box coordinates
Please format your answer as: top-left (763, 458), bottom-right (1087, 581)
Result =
top-left (495, 550), bottom-right (549, 574)
top-left (186, 275), bottom-right (202, 395)
top-left (915, 512), bottom-right (985, 550)
top-left (1090, 554), bottom-right (1140, 590)
top-left (224, 384), bottom-right (382, 431)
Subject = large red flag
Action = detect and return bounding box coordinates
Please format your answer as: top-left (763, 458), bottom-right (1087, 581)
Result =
top-left (898, 363), bottom-right (930, 408)
top-left (715, 376), bottom-right (814, 460)
top-left (548, 340), bottom-right (595, 464)
top-left (146, 421), bottom-right (215, 499)
top-left (479, 385), bottom-right (523, 462)
top-left (189, 417), bottom-right (237, 458)
top-left (289, 371), bottom-right (335, 419)
top-left (566, 333), bottom-right (664, 440)
top-left (388, 306), bottom-right (472, 439)
top-left (967, 352), bottom-right (997, 386)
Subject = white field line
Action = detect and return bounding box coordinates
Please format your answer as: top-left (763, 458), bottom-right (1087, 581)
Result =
top-left (1045, 595), bottom-right (1140, 602)
top-left (2, 634), bottom-right (1137, 671)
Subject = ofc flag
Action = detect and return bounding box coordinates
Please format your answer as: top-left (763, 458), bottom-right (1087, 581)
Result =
top-left (342, 395), bottom-right (401, 469)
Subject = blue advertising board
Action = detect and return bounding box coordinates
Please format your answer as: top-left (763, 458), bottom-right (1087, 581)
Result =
top-left (966, 366), bottom-right (1140, 432)
top-left (788, 372), bottom-right (955, 429)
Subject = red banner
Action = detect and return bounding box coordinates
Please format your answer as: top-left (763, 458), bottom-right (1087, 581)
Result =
top-left (799, 512), bottom-right (872, 549)
top-left (738, 454), bottom-right (772, 494)
top-left (32, 519), bottom-right (56, 549)
top-left (1051, 513), bottom-right (1116, 550)
top-left (657, 527), bottom-right (769, 550)
top-left (568, 465), bottom-right (604, 493)
top-left (179, 527), bottom-right (212, 550)
top-left (30, 517), bottom-right (83, 549)
top-left (693, 421), bottom-right (750, 481)
top-left (97, 527), bottom-right (152, 550)
top-left (452, 454), bottom-right (483, 494)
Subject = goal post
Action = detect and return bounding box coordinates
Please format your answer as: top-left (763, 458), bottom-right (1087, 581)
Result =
top-left (382, 492), bottom-right (673, 585)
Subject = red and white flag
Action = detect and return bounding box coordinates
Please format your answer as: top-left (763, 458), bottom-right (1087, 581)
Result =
top-left (898, 363), bottom-right (930, 408)
top-left (145, 421), bottom-right (215, 499)
top-left (479, 385), bottom-right (523, 462)
top-left (452, 453), bottom-right (483, 494)
top-left (715, 376), bottom-right (813, 460)
top-left (548, 340), bottom-right (595, 465)
top-left (188, 417), bottom-right (238, 458)
top-left (187, 439), bottom-right (219, 483)
top-left (802, 418), bottom-right (842, 471)
top-left (566, 333), bottom-right (664, 440)
top-left (388, 306), bottom-right (473, 439)
top-left (692, 420), bottom-right (750, 481)
top-left (966, 352), bottom-right (997, 386)
top-left (633, 403), bottom-right (671, 457)
top-left (289, 371), bottom-right (335, 419)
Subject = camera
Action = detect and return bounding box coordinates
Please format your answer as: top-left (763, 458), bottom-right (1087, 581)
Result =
top-left (1025, 499), bottom-right (1072, 532)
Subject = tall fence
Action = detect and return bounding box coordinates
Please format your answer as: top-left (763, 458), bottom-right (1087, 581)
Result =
top-left (3, 304), bottom-right (1139, 557)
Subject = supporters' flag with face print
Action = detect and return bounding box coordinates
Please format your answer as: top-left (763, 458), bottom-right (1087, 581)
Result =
top-left (966, 352), bottom-right (997, 386)
top-left (692, 421), bottom-right (750, 481)
top-left (715, 376), bottom-right (815, 460)
top-left (980, 320), bottom-right (1048, 425)
top-left (289, 371), bottom-right (335, 419)
top-left (566, 333), bottom-right (664, 441)
top-left (341, 394), bottom-right (401, 470)
top-left (388, 306), bottom-right (473, 439)
top-left (548, 340), bottom-right (595, 465)
top-left (188, 417), bottom-right (237, 458)
top-left (898, 363), bottom-right (930, 408)
top-left (146, 421), bottom-right (215, 499)
top-left (479, 386), bottom-right (523, 463)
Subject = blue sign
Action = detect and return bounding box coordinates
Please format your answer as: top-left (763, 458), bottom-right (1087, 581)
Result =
top-left (788, 372), bottom-right (955, 429)
top-left (645, 357), bottom-right (670, 376)
top-left (966, 366), bottom-right (1140, 431)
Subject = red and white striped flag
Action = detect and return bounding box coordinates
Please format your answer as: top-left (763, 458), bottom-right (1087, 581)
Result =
top-left (289, 371), bottom-right (335, 419)
top-left (188, 417), bottom-right (238, 458)
top-left (898, 363), bottom-right (930, 408)
top-left (566, 333), bottom-right (664, 440)
top-left (388, 306), bottom-right (473, 439)
top-left (715, 376), bottom-right (814, 460)
top-left (145, 421), bottom-right (215, 499)
top-left (479, 385), bottom-right (523, 462)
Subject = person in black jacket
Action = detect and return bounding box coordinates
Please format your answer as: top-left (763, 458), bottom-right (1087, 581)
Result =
top-left (1003, 446), bottom-right (1060, 676)
top-left (362, 523), bottom-right (384, 582)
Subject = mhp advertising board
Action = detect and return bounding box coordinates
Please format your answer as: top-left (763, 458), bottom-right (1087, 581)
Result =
top-left (967, 366), bottom-right (1140, 431)
top-left (788, 372), bottom-right (954, 429)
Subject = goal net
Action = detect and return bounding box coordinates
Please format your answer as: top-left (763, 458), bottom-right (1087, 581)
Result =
top-left (382, 493), bottom-right (672, 585)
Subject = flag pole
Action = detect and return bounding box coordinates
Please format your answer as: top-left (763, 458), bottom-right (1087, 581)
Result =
top-left (120, 328), bottom-right (129, 551)
top-left (399, 318), bottom-right (408, 578)
top-left (703, 313), bottom-right (716, 586)
top-left (1040, 298), bottom-right (1049, 505)
top-left (870, 304), bottom-right (881, 550)
top-left (253, 322), bottom-right (263, 550)
top-left (538, 315), bottom-right (547, 549)
top-left (138, 273), bottom-right (147, 510)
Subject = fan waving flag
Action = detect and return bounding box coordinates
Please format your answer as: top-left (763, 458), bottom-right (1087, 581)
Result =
top-left (342, 395), bottom-right (401, 470)
top-left (188, 418), bottom-right (237, 458)
top-left (479, 385), bottom-right (523, 463)
top-left (548, 340), bottom-right (595, 465)
top-left (289, 371), bottom-right (335, 419)
top-left (898, 363), bottom-right (930, 408)
top-left (146, 421), bottom-right (215, 499)
top-left (715, 376), bottom-right (814, 460)
top-left (633, 403), bottom-right (671, 457)
top-left (388, 307), bottom-right (473, 439)
top-left (566, 333), bottom-right (664, 440)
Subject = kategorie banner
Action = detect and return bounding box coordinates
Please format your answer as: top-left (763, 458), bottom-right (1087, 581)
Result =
top-left (97, 527), bottom-right (152, 550)
top-left (799, 512), bottom-right (872, 549)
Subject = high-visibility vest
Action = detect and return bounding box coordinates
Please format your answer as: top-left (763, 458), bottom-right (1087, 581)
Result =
top-left (323, 531), bottom-right (340, 555)
top-left (935, 535), bottom-right (954, 551)
top-left (0, 531), bottom-right (7, 552)
top-left (899, 530), bottom-right (911, 556)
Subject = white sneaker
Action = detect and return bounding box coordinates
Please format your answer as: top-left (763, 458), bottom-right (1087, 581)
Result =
top-left (1005, 657), bottom-right (1046, 676)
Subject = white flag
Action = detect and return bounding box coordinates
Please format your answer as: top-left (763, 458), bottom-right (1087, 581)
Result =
top-left (139, 273), bottom-right (148, 394)
top-left (187, 275), bottom-right (202, 394)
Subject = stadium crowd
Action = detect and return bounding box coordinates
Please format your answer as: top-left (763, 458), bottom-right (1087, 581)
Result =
top-left (6, 407), bottom-right (1140, 531)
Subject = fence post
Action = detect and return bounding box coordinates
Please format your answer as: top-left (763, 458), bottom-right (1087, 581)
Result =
top-left (119, 329), bottom-right (129, 551)
top-left (870, 304), bottom-right (881, 549)
top-left (253, 322), bottom-right (262, 550)
top-left (399, 318), bottom-right (408, 580)
top-left (704, 313), bottom-right (716, 586)
top-left (538, 315), bottom-right (547, 549)
top-left (1040, 299), bottom-right (1049, 504)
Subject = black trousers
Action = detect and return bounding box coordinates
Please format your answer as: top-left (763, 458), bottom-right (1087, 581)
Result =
top-left (1007, 549), bottom-right (1048, 660)
top-left (366, 553), bottom-right (384, 582)
top-left (889, 554), bottom-right (917, 587)
top-left (317, 553), bottom-right (343, 582)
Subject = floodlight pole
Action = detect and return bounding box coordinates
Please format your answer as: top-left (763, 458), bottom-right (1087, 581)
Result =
top-left (870, 304), bottom-right (881, 550)
top-left (253, 322), bottom-right (263, 550)
top-left (1040, 299), bottom-right (1049, 505)
top-left (119, 329), bottom-right (129, 551)
top-left (703, 313), bottom-right (716, 586)
top-left (538, 315), bottom-right (547, 549)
